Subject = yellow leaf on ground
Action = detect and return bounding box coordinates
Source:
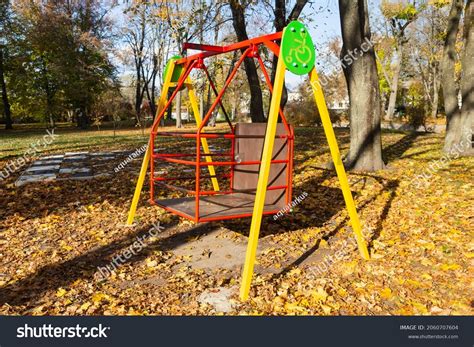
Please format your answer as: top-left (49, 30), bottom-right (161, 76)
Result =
top-left (421, 258), bottom-right (432, 266)
top-left (319, 239), bottom-right (328, 248)
top-left (406, 279), bottom-right (422, 287)
top-left (92, 292), bottom-right (109, 303)
top-left (380, 287), bottom-right (392, 299)
top-left (80, 302), bottom-right (92, 311)
top-left (440, 263), bottom-right (461, 271)
top-left (421, 273), bottom-right (432, 280)
top-left (320, 304), bottom-right (332, 314)
top-left (56, 288), bottom-right (67, 298)
top-left (412, 302), bottom-right (429, 314)
top-left (284, 302), bottom-right (307, 313)
top-left (146, 259), bottom-right (158, 268)
top-left (337, 288), bottom-right (347, 297)
top-left (422, 242), bottom-right (435, 250)
top-left (311, 287), bottom-right (328, 303)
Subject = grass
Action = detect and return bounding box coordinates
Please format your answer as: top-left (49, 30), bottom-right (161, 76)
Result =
top-left (0, 122), bottom-right (234, 160)
top-left (0, 126), bottom-right (151, 160)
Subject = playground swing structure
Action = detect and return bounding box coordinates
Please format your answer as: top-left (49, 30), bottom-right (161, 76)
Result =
top-left (126, 21), bottom-right (370, 301)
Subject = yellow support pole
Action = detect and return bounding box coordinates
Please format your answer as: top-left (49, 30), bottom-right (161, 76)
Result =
top-left (239, 55), bottom-right (286, 301)
top-left (126, 61), bottom-right (176, 226)
top-left (309, 68), bottom-right (370, 260)
top-left (187, 78), bottom-right (220, 192)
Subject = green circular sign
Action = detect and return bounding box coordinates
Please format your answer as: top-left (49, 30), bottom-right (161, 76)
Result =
top-left (163, 55), bottom-right (184, 85)
top-left (281, 21), bottom-right (315, 75)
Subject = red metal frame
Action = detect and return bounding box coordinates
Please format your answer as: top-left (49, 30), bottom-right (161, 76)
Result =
top-left (149, 31), bottom-right (295, 223)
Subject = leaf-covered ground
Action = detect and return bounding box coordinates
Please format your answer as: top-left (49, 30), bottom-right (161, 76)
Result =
top-left (0, 126), bottom-right (472, 315)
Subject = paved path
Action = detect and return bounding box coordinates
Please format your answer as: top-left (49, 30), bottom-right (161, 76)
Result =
top-left (16, 150), bottom-right (138, 186)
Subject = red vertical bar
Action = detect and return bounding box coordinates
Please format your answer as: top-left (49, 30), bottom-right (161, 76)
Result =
top-left (150, 133), bottom-right (155, 202)
top-left (195, 133), bottom-right (201, 222)
top-left (230, 137), bottom-right (235, 192)
top-left (287, 126), bottom-right (294, 204)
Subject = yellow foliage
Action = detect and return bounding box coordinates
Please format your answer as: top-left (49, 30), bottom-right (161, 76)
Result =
top-left (380, 287), bottom-right (393, 299)
top-left (56, 288), bottom-right (67, 298)
top-left (440, 263), bottom-right (461, 271)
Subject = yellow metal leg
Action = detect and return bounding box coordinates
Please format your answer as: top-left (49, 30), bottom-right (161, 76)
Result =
top-left (239, 56), bottom-right (286, 301)
top-left (187, 79), bottom-right (220, 192)
top-left (126, 62), bottom-right (176, 226)
top-left (127, 142), bottom-right (151, 225)
top-left (309, 68), bottom-right (370, 260)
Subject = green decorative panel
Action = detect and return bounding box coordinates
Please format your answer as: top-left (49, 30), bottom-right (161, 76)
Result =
top-left (281, 21), bottom-right (315, 75)
top-left (163, 55), bottom-right (184, 84)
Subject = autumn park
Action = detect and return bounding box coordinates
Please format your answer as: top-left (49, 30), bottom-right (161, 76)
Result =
top-left (0, 0), bottom-right (473, 340)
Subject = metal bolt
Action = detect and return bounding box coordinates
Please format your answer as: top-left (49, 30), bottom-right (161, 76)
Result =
top-left (300, 28), bottom-right (306, 33)
top-left (303, 63), bottom-right (308, 68)
top-left (290, 27), bottom-right (296, 32)
top-left (292, 62), bottom-right (298, 67)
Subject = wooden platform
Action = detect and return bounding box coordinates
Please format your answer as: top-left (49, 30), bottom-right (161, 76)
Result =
top-left (155, 192), bottom-right (282, 222)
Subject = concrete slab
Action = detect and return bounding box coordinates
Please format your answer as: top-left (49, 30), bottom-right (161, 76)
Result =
top-left (64, 155), bottom-right (88, 161)
top-left (59, 167), bottom-right (91, 174)
top-left (65, 152), bottom-right (89, 156)
top-left (16, 173), bottom-right (56, 186)
top-left (42, 155), bottom-right (64, 160)
top-left (198, 286), bottom-right (238, 313)
top-left (33, 160), bottom-right (63, 166)
top-left (25, 165), bottom-right (60, 173)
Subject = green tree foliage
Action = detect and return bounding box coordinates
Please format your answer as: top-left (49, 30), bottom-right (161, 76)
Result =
top-left (3, 0), bottom-right (117, 128)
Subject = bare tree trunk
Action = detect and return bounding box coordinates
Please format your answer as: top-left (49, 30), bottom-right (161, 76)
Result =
top-left (176, 90), bottom-right (182, 128)
top-left (459, 0), bottom-right (473, 153)
top-left (442, 0), bottom-right (464, 153)
top-left (199, 94), bottom-right (204, 122)
top-left (40, 57), bottom-right (55, 129)
top-left (270, 0), bottom-right (288, 110)
top-left (386, 44), bottom-right (403, 120)
top-left (135, 75), bottom-right (142, 126)
top-left (338, 0), bottom-right (384, 171)
top-left (150, 54), bottom-right (158, 118)
top-left (229, 0), bottom-right (265, 123)
top-left (431, 70), bottom-right (440, 118)
top-left (132, 10), bottom-right (147, 127)
top-left (0, 48), bottom-right (13, 130)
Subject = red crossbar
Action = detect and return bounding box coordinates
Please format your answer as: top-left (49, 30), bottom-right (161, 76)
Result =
top-left (154, 132), bottom-right (292, 139)
top-left (156, 157), bottom-right (289, 166)
top-left (176, 32), bottom-right (283, 65)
